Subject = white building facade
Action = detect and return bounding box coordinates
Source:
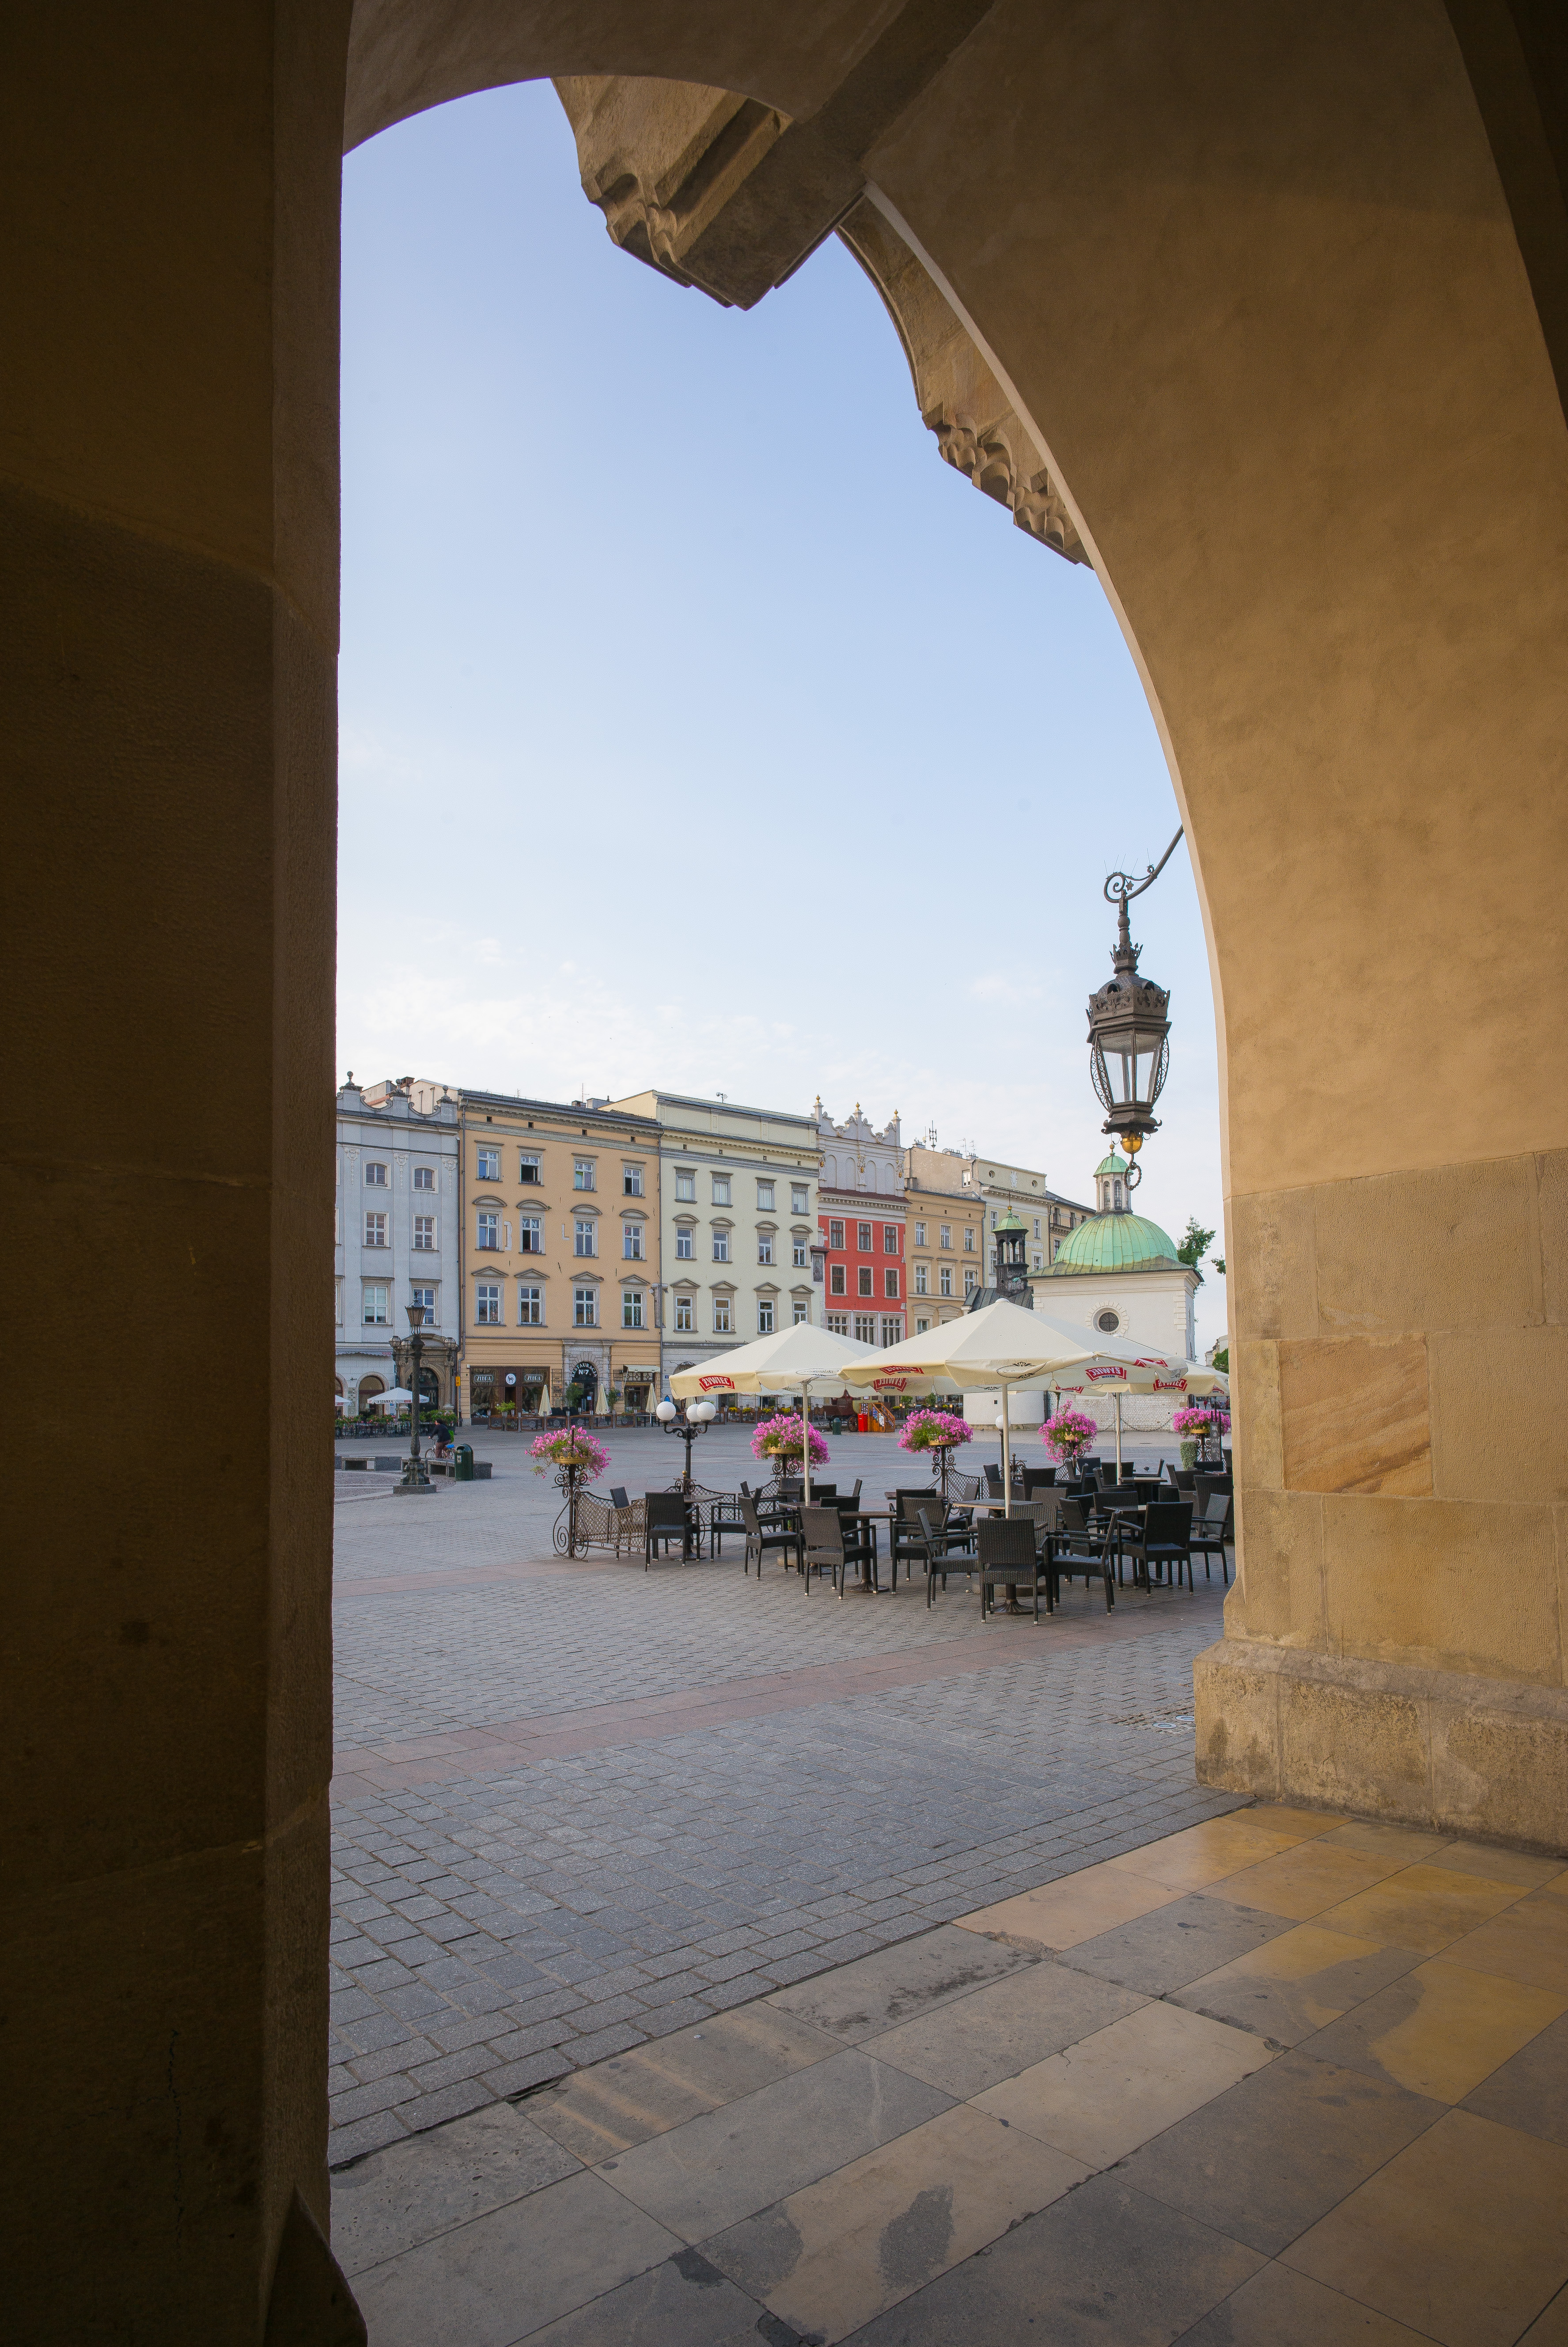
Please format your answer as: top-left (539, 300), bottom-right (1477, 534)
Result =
top-left (1028, 1151), bottom-right (1200, 1435)
top-left (335, 1077), bottom-right (462, 1413)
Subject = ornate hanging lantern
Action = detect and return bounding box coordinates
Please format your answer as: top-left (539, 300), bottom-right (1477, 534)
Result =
top-left (1087, 829), bottom-right (1182, 1189)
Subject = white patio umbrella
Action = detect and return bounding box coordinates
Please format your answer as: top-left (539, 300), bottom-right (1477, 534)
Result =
top-left (367, 1386), bottom-right (413, 1408)
top-left (836, 1298), bottom-right (1193, 1514)
top-left (1050, 1360), bottom-right (1229, 1479)
top-left (668, 1321), bottom-right (880, 1505)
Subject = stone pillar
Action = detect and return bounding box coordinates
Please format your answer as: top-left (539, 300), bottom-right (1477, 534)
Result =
top-left (5, 4), bottom-right (358, 2336)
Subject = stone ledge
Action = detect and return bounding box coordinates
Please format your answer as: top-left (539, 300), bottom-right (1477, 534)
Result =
top-left (1193, 1636), bottom-right (1568, 1855)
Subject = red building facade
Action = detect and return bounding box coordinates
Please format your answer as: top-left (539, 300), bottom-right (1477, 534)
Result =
top-left (814, 1102), bottom-right (905, 1348)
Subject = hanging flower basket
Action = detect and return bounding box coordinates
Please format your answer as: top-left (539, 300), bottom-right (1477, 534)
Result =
top-left (1043, 1406), bottom-right (1098, 1466)
top-left (530, 1428), bottom-right (609, 1481)
top-left (751, 1414), bottom-right (830, 1477)
top-left (898, 1406), bottom-right (973, 1495)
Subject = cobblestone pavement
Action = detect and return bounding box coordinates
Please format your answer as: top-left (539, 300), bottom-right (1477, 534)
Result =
top-left (330, 1427), bottom-right (1241, 2164)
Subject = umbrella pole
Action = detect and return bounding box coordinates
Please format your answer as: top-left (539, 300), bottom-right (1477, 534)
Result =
top-left (1002, 1382), bottom-right (1013, 1518)
top-left (1115, 1393), bottom-right (1124, 1481)
top-left (802, 1381), bottom-right (811, 1507)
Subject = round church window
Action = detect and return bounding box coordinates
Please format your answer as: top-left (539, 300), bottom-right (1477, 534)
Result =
top-left (1095, 1308), bottom-right (1121, 1334)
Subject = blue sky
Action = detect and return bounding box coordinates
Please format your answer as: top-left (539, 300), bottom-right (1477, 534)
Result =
top-left (339, 80), bottom-right (1228, 1350)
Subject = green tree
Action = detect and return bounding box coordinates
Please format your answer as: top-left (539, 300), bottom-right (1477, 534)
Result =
top-left (1177, 1217), bottom-right (1216, 1285)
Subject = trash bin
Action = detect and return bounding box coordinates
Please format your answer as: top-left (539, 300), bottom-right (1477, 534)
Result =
top-left (856, 1412), bottom-right (869, 1434)
top-left (454, 1443), bottom-right (474, 1482)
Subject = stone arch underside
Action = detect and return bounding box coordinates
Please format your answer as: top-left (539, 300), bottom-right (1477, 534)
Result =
top-left (10, 2), bottom-right (1568, 2339)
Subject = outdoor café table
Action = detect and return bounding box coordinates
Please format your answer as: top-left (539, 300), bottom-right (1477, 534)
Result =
top-left (839, 1510), bottom-right (886, 1593)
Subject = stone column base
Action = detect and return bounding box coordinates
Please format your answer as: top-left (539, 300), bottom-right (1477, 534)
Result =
top-left (1194, 1638), bottom-right (1568, 1855)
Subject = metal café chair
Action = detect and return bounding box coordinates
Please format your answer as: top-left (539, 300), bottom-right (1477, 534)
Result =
top-left (1048, 1498), bottom-right (1116, 1610)
top-left (1021, 1467), bottom-right (1057, 1496)
top-left (739, 1491), bottom-right (803, 1580)
top-left (977, 1517), bottom-right (1046, 1620)
top-left (643, 1491), bottom-right (690, 1571)
top-left (801, 1504), bottom-right (880, 1597)
top-left (1121, 1500), bottom-right (1195, 1592)
top-left (917, 1507), bottom-right (981, 1607)
top-left (1189, 1488), bottom-right (1235, 1583)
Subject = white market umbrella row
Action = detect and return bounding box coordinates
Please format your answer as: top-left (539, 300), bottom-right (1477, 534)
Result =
top-left (1051, 1359), bottom-right (1229, 1477)
top-left (668, 1322), bottom-right (879, 1504)
top-left (834, 1298), bottom-right (1212, 1513)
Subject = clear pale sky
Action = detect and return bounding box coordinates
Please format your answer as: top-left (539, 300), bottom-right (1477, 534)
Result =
top-left (338, 80), bottom-right (1229, 1353)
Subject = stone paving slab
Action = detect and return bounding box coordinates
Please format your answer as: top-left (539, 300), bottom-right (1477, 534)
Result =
top-left (333, 1807), bottom-right (1568, 2347)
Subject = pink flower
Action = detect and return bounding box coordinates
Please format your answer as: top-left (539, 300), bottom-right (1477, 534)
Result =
top-left (1042, 1406), bottom-right (1097, 1463)
top-left (751, 1413), bottom-right (831, 1467)
top-left (531, 1428), bottom-right (610, 1480)
top-left (1172, 1404), bottom-right (1231, 1439)
top-left (898, 1409), bottom-right (973, 1454)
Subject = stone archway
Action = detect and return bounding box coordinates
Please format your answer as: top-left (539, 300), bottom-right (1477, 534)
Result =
top-left (11, 5), bottom-right (1567, 2336)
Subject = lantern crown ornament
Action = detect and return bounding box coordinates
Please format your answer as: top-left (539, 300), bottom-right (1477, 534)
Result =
top-left (1087, 827), bottom-right (1182, 1189)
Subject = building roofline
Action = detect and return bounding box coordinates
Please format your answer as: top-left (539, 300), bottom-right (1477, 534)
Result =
top-left (457, 1090), bottom-right (663, 1132)
top-left (610, 1089), bottom-right (818, 1129)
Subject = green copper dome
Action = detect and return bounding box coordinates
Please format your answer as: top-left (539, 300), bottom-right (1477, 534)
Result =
top-left (1047, 1210), bottom-right (1181, 1274)
top-left (1094, 1151), bottom-right (1129, 1177)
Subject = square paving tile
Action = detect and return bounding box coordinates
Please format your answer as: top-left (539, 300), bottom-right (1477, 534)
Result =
top-left (349, 2167), bottom-right (680, 2347)
top-left (1283, 2107), bottom-right (1568, 2347)
top-left (1059, 1893), bottom-right (1299, 1996)
top-left (954, 1861), bottom-right (1183, 1953)
top-left (1314, 1865), bottom-right (1528, 1957)
top-left (704, 2102), bottom-right (1085, 2343)
top-left (526, 2005), bottom-right (837, 2162)
top-left (1436, 1888), bottom-right (1568, 1993)
top-left (330, 2101), bottom-right (580, 2277)
top-left (1300, 1957), bottom-right (1566, 2103)
top-left (1519, 2286), bottom-right (1568, 2346)
top-left (972, 1998), bottom-right (1273, 2169)
top-left (1177, 2257), bottom-right (1438, 2344)
top-left (1462, 2009), bottom-right (1568, 2148)
top-left (1201, 1841), bottom-right (1411, 1922)
top-left (1170, 1924), bottom-right (1422, 2047)
top-left (593, 2048), bottom-right (952, 2243)
top-left (1114, 2048), bottom-right (1445, 2256)
top-left (765, 1925), bottom-right (1033, 2043)
top-left (1106, 1816), bottom-right (1305, 1891)
top-left (835, 2169), bottom-right (1264, 2346)
top-left (1421, 1844), bottom-right (1566, 1892)
top-left (861, 1958), bottom-right (1145, 2099)
top-left (517, 2248), bottom-right (768, 2346)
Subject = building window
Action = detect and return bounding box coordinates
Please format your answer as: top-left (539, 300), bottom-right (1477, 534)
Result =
top-left (363, 1211), bottom-right (388, 1248)
top-left (792, 1184), bottom-right (808, 1214)
top-left (363, 1284), bottom-right (388, 1325)
top-left (623, 1222), bottom-right (644, 1260)
top-left (713, 1232), bottom-right (730, 1262)
top-left (364, 1161), bottom-right (387, 1187)
top-left (830, 1264), bottom-right (846, 1295)
top-left (413, 1215), bottom-right (436, 1251)
top-left (1032, 1251), bottom-right (1042, 1271)
top-left (1053, 1238), bottom-right (1062, 1260)
top-left (573, 1158), bottom-right (596, 1191)
top-left (675, 1226), bottom-right (694, 1259)
top-left (573, 1286), bottom-right (598, 1326)
top-left (885, 1268), bottom-right (899, 1298)
top-left (623, 1162), bottom-right (644, 1196)
top-left (519, 1152), bottom-right (541, 1184)
top-left (574, 1219), bottom-right (597, 1257)
top-left (857, 1221), bottom-right (873, 1251)
top-left (939, 1266), bottom-right (952, 1297)
top-left (914, 1264), bottom-right (928, 1295)
top-left (477, 1211), bottom-right (499, 1250)
top-left (413, 1166), bottom-right (435, 1192)
top-left (792, 1301), bottom-right (809, 1325)
top-left (477, 1147), bottom-right (500, 1182)
top-left (674, 1295), bottom-right (694, 1332)
top-left (913, 1221), bottom-right (927, 1247)
top-left (881, 1317), bottom-right (901, 1347)
top-left (828, 1219), bottom-right (845, 1250)
top-left (964, 1268), bottom-right (977, 1295)
top-left (857, 1266), bottom-right (873, 1297)
top-left (792, 1238), bottom-right (808, 1268)
top-left (519, 1215), bottom-right (542, 1253)
top-left (1095, 1307), bottom-right (1122, 1333)
top-left (334, 1279), bottom-right (342, 1325)
top-left (758, 1298), bottom-right (775, 1334)
top-left (519, 1285), bottom-right (542, 1325)
top-left (756, 1180), bottom-right (775, 1210)
top-left (854, 1314), bottom-right (876, 1344)
top-left (757, 1234), bottom-right (773, 1264)
top-left (475, 1283), bottom-right (500, 1325)
top-left (623, 1290), bottom-right (644, 1328)
top-left (411, 1285), bottom-right (436, 1320)
top-left (939, 1224), bottom-right (952, 1249)
top-left (826, 1313), bottom-right (849, 1336)
top-left (712, 1174), bottom-right (731, 1206)
top-left (883, 1225), bottom-right (898, 1253)
top-left (675, 1167), bottom-right (696, 1201)
top-left (713, 1297), bottom-right (732, 1334)
top-left (963, 1228), bottom-right (976, 1252)
top-left (916, 1316), bottom-right (930, 1334)
top-left (1033, 1217), bottom-right (1041, 1238)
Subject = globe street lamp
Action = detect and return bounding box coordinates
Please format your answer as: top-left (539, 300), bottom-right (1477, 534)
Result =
top-left (1088, 827), bottom-right (1182, 1190)
top-left (396, 1302), bottom-right (436, 1496)
top-left (655, 1395), bottom-right (717, 1496)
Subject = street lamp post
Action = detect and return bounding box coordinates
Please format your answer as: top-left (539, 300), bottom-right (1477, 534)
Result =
top-left (1087, 827), bottom-right (1182, 1190)
top-left (654, 1396), bottom-right (716, 1497)
top-left (396, 1302), bottom-right (436, 1496)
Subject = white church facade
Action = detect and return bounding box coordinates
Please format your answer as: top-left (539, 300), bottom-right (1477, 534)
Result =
top-left (1027, 1151), bottom-right (1199, 1435)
